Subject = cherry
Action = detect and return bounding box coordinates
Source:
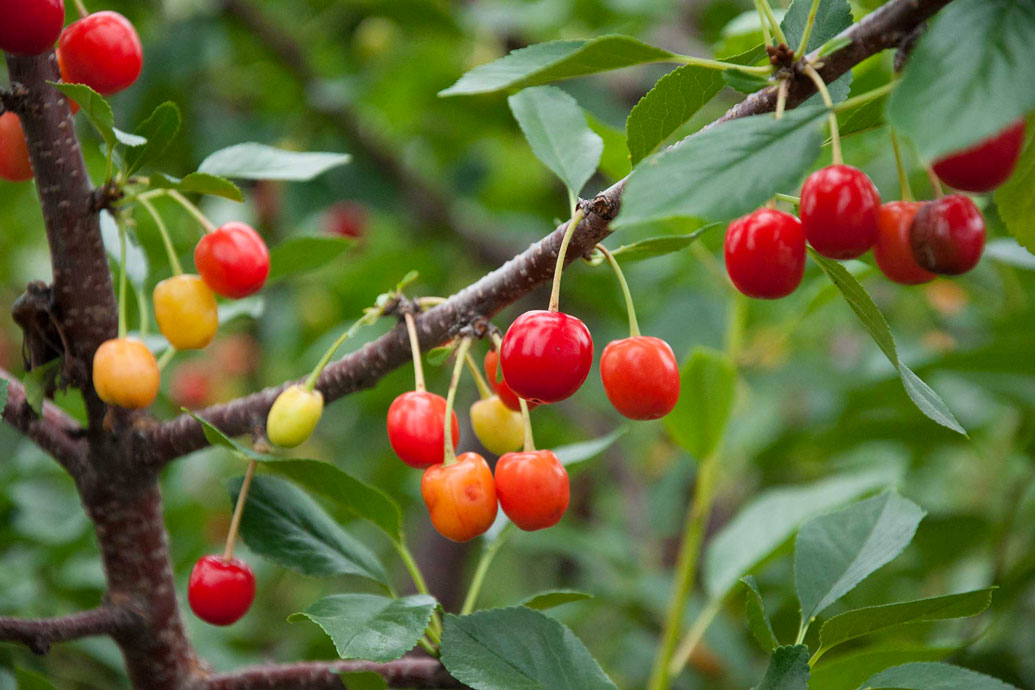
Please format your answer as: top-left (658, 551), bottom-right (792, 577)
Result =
top-left (483, 350), bottom-right (535, 412)
top-left (0, 0), bottom-right (64, 56)
top-left (499, 310), bottom-right (593, 404)
top-left (194, 222), bottom-right (270, 299)
top-left (420, 452), bottom-right (498, 542)
top-left (92, 338), bottom-right (160, 409)
top-left (267, 385), bottom-right (324, 448)
top-left (800, 164), bottom-right (881, 259)
top-left (153, 274), bottom-right (218, 350)
top-left (57, 11), bottom-right (143, 96)
top-left (724, 208), bottom-right (805, 299)
top-left (470, 395), bottom-right (523, 455)
top-left (600, 336), bottom-right (680, 420)
top-left (494, 450), bottom-right (569, 531)
top-left (873, 202), bottom-right (936, 285)
top-left (170, 362), bottom-right (211, 409)
top-left (387, 390), bottom-right (460, 468)
top-left (0, 112), bottom-right (33, 182)
top-left (188, 555), bottom-right (256, 626)
top-left (933, 120), bottom-right (1026, 193)
top-left (909, 194), bottom-right (985, 276)
top-left (325, 201), bottom-right (368, 239)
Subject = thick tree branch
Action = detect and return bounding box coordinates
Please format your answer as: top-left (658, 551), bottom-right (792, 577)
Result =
top-left (0, 607), bottom-right (134, 655)
top-left (203, 658), bottom-right (463, 689)
top-left (0, 368), bottom-right (86, 474)
top-left (146, 0), bottom-right (950, 467)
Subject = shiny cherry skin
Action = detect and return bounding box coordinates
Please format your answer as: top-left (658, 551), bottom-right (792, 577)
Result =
top-left (0, 113), bottom-right (33, 182)
top-left (194, 222), bottom-right (270, 299)
top-left (188, 555), bottom-right (256, 626)
top-left (724, 208), bottom-right (805, 299)
top-left (470, 395), bottom-right (524, 455)
top-left (873, 202), bottom-right (936, 285)
top-left (92, 338), bottom-right (160, 409)
top-left (600, 336), bottom-right (680, 420)
top-left (800, 164), bottom-right (881, 259)
top-left (909, 194), bottom-right (985, 276)
top-left (499, 310), bottom-right (593, 404)
top-left (494, 450), bottom-right (569, 531)
top-left (933, 120), bottom-right (1026, 193)
top-left (0, 0), bottom-right (64, 56)
top-left (57, 11), bottom-right (143, 96)
top-left (153, 274), bottom-right (219, 350)
top-left (420, 452), bottom-right (498, 542)
top-left (387, 390), bottom-right (460, 468)
top-left (483, 350), bottom-right (536, 412)
top-left (267, 385), bottom-right (324, 448)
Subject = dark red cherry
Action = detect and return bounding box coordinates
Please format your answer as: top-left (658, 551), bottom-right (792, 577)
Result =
top-left (724, 208), bottom-right (805, 299)
top-left (188, 555), bottom-right (256, 626)
top-left (499, 310), bottom-right (593, 404)
top-left (909, 194), bottom-right (985, 276)
top-left (800, 164), bottom-right (880, 259)
top-left (933, 120), bottom-right (1026, 193)
top-left (0, 0), bottom-right (65, 56)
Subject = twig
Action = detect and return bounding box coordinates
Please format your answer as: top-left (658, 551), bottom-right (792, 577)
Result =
top-left (202, 658), bottom-right (464, 689)
top-left (0, 607), bottom-right (135, 655)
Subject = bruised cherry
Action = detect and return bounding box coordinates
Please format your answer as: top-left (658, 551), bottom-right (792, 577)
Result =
top-left (724, 208), bottom-right (805, 299)
top-left (800, 164), bottom-right (881, 259)
top-left (494, 450), bottom-right (569, 531)
top-left (420, 452), bottom-right (498, 542)
top-left (933, 120), bottom-right (1026, 193)
top-left (909, 195), bottom-right (985, 276)
top-left (499, 310), bottom-right (593, 404)
top-left (387, 390), bottom-right (459, 468)
top-left (873, 201), bottom-right (935, 285)
top-left (600, 336), bottom-right (680, 420)
top-left (188, 555), bottom-right (256, 626)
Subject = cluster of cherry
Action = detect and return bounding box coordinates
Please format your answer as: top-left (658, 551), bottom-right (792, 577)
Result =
top-left (724, 120), bottom-right (1025, 299)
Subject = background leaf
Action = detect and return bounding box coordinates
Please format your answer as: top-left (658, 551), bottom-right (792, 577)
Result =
top-left (290, 594), bottom-right (435, 662)
top-left (267, 235), bottom-right (355, 282)
top-left (519, 590), bottom-right (594, 610)
top-left (809, 647), bottom-right (956, 690)
top-left (340, 671), bottom-right (388, 690)
top-left (15, 668), bottom-right (58, 690)
top-left (0, 378), bottom-right (9, 412)
top-left (554, 428), bottom-right (626, 471)
top-left (751, 645), bottom-right (810, 690)
top-left (742, 576), bottom-right (779, 653)
top-left (148, 172), bottom-right (244, 202)
top-left (863, 662), bottom-right (1020, 690)
top-left (100, 211), bottom-right (149, 288)
top-left (664, 347), bottom-right (736, 460)
top-left (199, 143), bottom-right (351, 180)
top-left (994, 122), bottom-right (1035, 255)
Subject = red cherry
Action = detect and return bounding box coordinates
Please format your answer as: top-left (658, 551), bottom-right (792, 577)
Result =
top-left (187, 555), bottom-right (256, 626)
top-left (325, 201), bottom-right (368, 239)
top-left (499, 310), bottom-right (593, 404)
top-left (933, 120), bottom-right (1026, 193)
top-left (57, 11), bottom-right (143, 96)
top-left (600, 336), bottom-right (680, 420)
top-left (874, 201), bottom-right (936, 286)
top-left (421, 452), bottom-right (498, 542)
top-left (0, 0), bottom-right (65, 56)
top-left (170, 362), bottom-right (212, 409)
top-left (194, 222), bottom-right (270, 299)
top-left (0, 112), bottom-right (33, 182)
top-left (909, 194), bottom-right (985, 276)
top-left (387, 390), bottom-right (460, 469)
top-left (724, 208), bottom-right (805, 299)
top-left (494, 450), bottom-right (569, 531)
top-left (483, 350), bottom-right (536, 413)
top-left (800, 164), bottom-right (881, 259)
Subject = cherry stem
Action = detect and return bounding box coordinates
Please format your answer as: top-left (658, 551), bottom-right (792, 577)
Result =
top-left (795, 0), bottom-right (823, 57)
top-left (674, 54), bottom-right (771, 75)
top-left (775, 193), bottom-right (801, 205)
top-left (167, 190), bottom-right (216, 235)
top-left (442, 337), bottom-right (472, 467)
top-left (138, 197), bottom-right (184, 275)
top-left (519, 397), bottom-right (535, 453)
top-left (548, 206), bottom-right (585, 313)
top-left (74, 0), bottom-right (88, 18)
top-left (833, 81), bottom-right (896, 113)
top-left (926, 165), bottom-right (945, 199)
top-left (754, 0), bottom-right (773, 46)
top-left (156, 347), bottom-right (176, 371)
top-left (305, 307), bottom-right (382, 392)
top-left (116, 217), bottom-right (128, 339)
top-left (465, 352), bottom-right (493, 400)
top-left (803, 63), bottom-right (842, 165)
top-left (890, 129), bottom-right (914, 202)
top-left (223, 458), bottom-right (257, 562)
top-left (755, 0), bottom-right (788, 46)
top-left (596, 244), bottom-right (641, 338)
top-left (775, 79), bottom-right (789, 121)
top-left (460, 523), bottom-right (516, 615)
top-left (394, 542), bottom-right (442, 643)
top-left (403, 311), bottom-right (426, 393)
top-left (135, 286), bottom-right (149, 337)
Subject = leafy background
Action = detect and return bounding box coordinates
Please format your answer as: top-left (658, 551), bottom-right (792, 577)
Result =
top-left (2, 0), bottom-right (1035, 688)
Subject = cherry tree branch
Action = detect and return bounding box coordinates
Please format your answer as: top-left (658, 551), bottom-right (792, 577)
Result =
top-left (203, 658), bottom-right (464, 689)
top-left (145, 0), bottom-right (951, 467)
top-left (0, 368), bottom-right (86, 475)
top-left (0, 607), bottom-right (135, 655)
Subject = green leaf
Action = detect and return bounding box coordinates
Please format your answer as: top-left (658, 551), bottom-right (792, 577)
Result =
top-left (519, 590), bottom-right (594, 610)
top-left (664, 347), bottom-right (736, 460)
top-left (267, 235), bottom-right (355, 282)
top-left (508, 86), bottom-right (603, 196)
top-left (604, 227), bottom-right (715, 263)
top-left (112, 128), bottom-right (147, 146)
top-left (199, 143), bottom-right (351, 181)
top-left (817, 588), bottom-right (994, 657)
top-left (15, 668), bottom-right (58, 690)
top-left (51, 82), bottom-right (115, 148)
top-left (781, 0), bottom-right (852, 54)
top-left (440, 608), bottom-right (618, 690)
top-left (0, 378), bottom-right (9, 412)
top-left (426, 345), bottom-right (453, 367)
top-left (585, 112), bottom-right (631, 180)
top-left (439, 35), bottom-right (676, 96)
top-left (229, 475), bottom-right (387, 586)
top-left (626, 64), bottom-right (725, 164)
top-left (615, 106), bottom-right (826, 227)
top-left (724, 69), bottom-right (772, 94)
top-left (817, 35), bottom-right (853, 58)
top-left (290, 594), bottom-right (436, 662)
top-left (340, 672), bottom-right (389, 690)
top-left (887, 0), bottom-right (1035, 160)
top-left (742, 576), bottom-right (779, 653)
top-left (21, 360), bottom-right (60, 417)
top-left (124, 102), bottom-right (181, 175)
top-left (839, 96), bottom-right (887, 139)
top-left (795, 491), bottom-right (925, 624)
top-left (810, 646), bottom-right (954, 690)
top-left (100, 211), bottom-right (149, 288)
top-left (554, 428), bottom-right (626, 472)
top-left (148, 172), bottom-right (244, 202)
top-left (809, 250), bottom-right (965, 435)
top-left (752, 645), bottom-right (810, 690)
top-left (703, 469), bottom-right (897, 599)
top-left (190, 413), bottom-right (404, 542)
top-left (863, 662), bottom-right (1019, 690)
top-left (217, 296), bottom-right (265, 324)
top-left (994, 123), bottom-right (1035, 254)
top-left (985, 237), bottom-right (1035, 269)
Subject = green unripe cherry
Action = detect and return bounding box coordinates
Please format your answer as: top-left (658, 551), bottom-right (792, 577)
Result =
top-left (470, 395), bottom-right (524, 455)
top-left (267, 385), bottom-right (324, 448)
